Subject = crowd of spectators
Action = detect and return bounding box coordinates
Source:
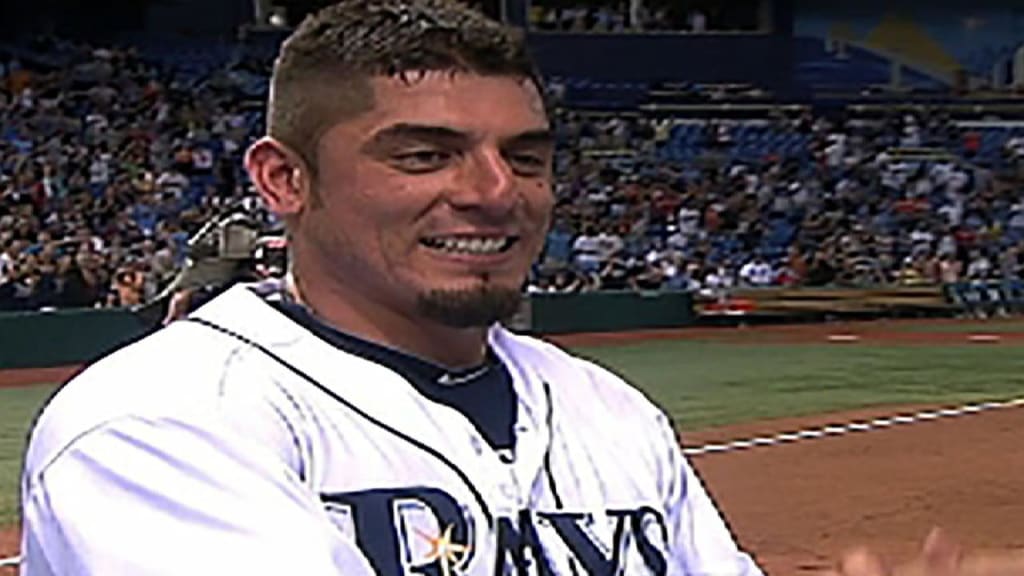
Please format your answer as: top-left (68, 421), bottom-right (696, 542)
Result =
top-left (529, 103), bottom-right (1024, 298)
top-left (0, 37), bottom-right (273, 312)
top-left (3, 34), bottom-right (1024, 312)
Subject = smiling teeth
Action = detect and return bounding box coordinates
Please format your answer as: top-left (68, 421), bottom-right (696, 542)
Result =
top-left (424, 237), bottom-right (511, 254)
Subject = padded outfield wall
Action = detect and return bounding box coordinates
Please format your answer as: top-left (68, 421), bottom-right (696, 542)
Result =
top-left (0, 292), bottom-right (696, 370)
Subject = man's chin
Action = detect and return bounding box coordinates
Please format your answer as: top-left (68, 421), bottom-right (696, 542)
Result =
top-left (416, 284), bottom-right (524, 328)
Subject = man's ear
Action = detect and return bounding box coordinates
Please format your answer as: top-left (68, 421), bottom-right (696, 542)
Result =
top-left (244, 137), bottom-right (311, 216)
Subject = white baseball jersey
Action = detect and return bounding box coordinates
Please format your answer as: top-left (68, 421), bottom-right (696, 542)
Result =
top-left (21, 283), bottom-right (763, 575)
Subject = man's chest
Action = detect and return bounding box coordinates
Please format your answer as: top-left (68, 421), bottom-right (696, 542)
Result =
top-left (297, 410), bottom-right (671, 575)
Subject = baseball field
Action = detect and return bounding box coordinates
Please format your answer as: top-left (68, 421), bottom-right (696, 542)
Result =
top-left (2, 317), bottom-right (1024, 574)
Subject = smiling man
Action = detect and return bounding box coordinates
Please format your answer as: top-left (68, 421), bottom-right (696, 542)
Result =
top-left (19, 2), bottom-right (765, 574)
top-left (250, 66), bottom-right (557, 364)
top-left (18, 2), bottom-right (1024, 576)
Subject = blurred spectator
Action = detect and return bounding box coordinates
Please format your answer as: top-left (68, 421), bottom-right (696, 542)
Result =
top-left (594, 224), bottom-right (625, 261)
top-left (938, 254), bottom-right (962, 284)
top-left (805, 249), bottom-right (838, 287)
top-left (543, 218), bottom-right (575, 266)
top-left (700, 263), bottom-right (734, 300)
top-left (571, 224), bottom-right (603, 273)
top-left (109, 262), bottom-right (145, 307)
top-left (596, 249), bottom-right (632, 290)
top-left (785, 246), bottom-right (808, 284)
top-left (738, 254), bottom-right (773, 287)
top-left (551, 268), bottom-right (586, 292)
top-left (966, 250), bottom-right (993, 280)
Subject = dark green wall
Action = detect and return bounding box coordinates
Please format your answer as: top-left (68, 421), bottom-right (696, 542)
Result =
top-left (0, 308), bottom-right (151, 370)
top-left (0, 291), bottom-right (696, 369)
top-left (526, 291), bottom-right (695, 334)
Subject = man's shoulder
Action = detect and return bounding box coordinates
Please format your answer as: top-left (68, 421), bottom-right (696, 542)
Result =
top-left (55, 319), bottom-right (243, 394)
top-left (24, 320), bottom-right (251, 476)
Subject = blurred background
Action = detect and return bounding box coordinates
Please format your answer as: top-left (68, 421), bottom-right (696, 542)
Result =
top-left (0, 0), bottom-right (1022, 324)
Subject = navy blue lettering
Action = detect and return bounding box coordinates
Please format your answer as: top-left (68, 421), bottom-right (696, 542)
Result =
top-left (539, 513), bottom-right (618, 576)
top-left (615, 507), bottom-right (669, 575)
top-left (494, 510), bottom-right (555, 576)
top-left (321, 486), bottom-right (669, 576)
top-left (322, 488), bottom-right (471, 576)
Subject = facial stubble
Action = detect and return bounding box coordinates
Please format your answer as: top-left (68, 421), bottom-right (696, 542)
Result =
top-left (416, 274), bottom-right (523, 328)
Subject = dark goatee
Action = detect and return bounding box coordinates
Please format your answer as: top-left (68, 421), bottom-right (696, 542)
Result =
top-left (416, 285), bottom-right (523, 328)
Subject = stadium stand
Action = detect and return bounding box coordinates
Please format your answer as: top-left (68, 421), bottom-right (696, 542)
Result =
top-left (2, 30), bottom-right (1024, 318)
top-left (0, 36), bottom-right (274, 311)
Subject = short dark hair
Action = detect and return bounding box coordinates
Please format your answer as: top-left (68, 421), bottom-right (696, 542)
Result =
top-left (268, 0), bottom-right (544, 171)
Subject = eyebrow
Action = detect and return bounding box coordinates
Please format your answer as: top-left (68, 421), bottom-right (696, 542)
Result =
top-left (505, 128), bottom-right (556, 148)
top-left (363, 123), bottom-right (554, 150)
top-left (365, 124), bottom-right (467, 148)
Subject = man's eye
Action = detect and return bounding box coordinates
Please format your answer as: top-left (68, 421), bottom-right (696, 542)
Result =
top-left (392, 150), bottom-right (453, 173)
top-left (507, 153), bottom-right (548, 175)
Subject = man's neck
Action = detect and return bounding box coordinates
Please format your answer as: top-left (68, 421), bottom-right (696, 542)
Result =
top-left (286, 273), bottom-right (489, 369)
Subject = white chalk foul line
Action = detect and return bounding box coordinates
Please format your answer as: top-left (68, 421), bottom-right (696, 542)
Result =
top-left (683, 397), bottom-right (1024, 457)
top-left (0, 555), bottom-right (19, 568)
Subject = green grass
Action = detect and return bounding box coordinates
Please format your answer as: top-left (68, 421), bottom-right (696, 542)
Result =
top-left (569, 342), bottom-right (1024, 430)
top-left (0, 385), bottom-right (58, 528)
top-left (894, 320), bottom-right (1024, 334)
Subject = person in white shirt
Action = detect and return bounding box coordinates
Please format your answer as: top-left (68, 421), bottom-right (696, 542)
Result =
top-left (665, 225), bottom-right (690, 253)
top-left (910, 224), bottom-right (936, 255)
top-left (88, 153), bottom-right (111, 189)
top-left (571, 225), bottom-right (603, 273)
top-left (938, 201), bottom-right (963, 227)
top-left (1005, 136), bottom-right (1024, 160)
top-left (702, 264), bottom-right (735, 300)
top-left (936, 231), bottom-right (958, 257)
top-left (738, 256), bottom-right (774, 287)
top-left (966, 250), bottom-right (993, 280)
top-left (1008, 203), bottom-right (1024, 234)
top-left (676, 204), bottom-right (701, 236)
top-left (156, 168), bottom-right (190, 198)
top-left (946, 168), bottom-right (968, 195)
top-left (0, 244), bottom-right (14, 285)
top-left (594, 225), bottom-right (625, 261)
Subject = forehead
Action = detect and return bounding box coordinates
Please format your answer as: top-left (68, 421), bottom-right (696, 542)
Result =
top-left (356, 72), bottom-right (549, 138)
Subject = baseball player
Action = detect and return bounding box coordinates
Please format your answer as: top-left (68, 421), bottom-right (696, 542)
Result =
top-left (19, 3), bottom-right (763, 573)
top-left (17, 2), bottom-right (1024, 576)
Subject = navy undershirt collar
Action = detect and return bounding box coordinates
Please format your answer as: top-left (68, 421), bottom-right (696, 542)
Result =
top-left (249, 282), bottom-right (516, 451)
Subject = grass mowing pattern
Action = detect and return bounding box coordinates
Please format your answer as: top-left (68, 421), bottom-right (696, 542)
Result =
top-left (0, 385), bottom-right (58, 528)
top-left (569, 342), bottom-right (1024, 430)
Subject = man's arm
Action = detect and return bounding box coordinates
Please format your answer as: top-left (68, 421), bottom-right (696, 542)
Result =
top-left (658, 416), bottom-right (765, 576)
